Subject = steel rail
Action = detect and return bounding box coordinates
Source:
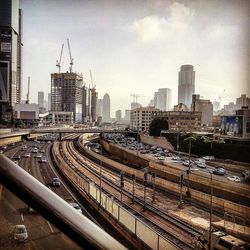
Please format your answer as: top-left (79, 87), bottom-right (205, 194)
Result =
top-left (61, 141), bottom-right (197, 249)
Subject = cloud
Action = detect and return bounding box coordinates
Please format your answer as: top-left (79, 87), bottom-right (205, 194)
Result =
top-left (129, 2), bottom-right (195, 42)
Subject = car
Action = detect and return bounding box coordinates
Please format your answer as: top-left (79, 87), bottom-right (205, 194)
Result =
top-left (35, 154), bottom-right (42, 158)
top-left (24, 153), bottom-right (31, 158)
top-left (203, 156), bottom-right (214, 160)
top-left (172, 156), bottom-right (181, 161)
top-left (52, 177), bottom-right (60, 187)
top-left (182, 160), bottom-right (192, 166)
top-left (157, 156), bottom-right (165, 161)
top-left (213, 167), bottom-right (226, 176)
top-left (12, 154), bottom-right (21, 160)
top-left (195, 158), bottom-right (206, 165)
top-left (21, 145), bottom-right (27, 151)
top-left (197, 162), bottom-right (207, 168)
top-left (13, 225), bottom-right (28, 242)
top-left (40, 149), bottom-right (45, 153)
top-left (227, 176), bottom-right (241, 182)
top-left (0, 150), bottom-right (3, 154)
top-left (39, 157), bottom-right (47, 163)
top-left (69, 202), bottom-right (82, 213)
top-left (32, 148), bottom-right (38, 153)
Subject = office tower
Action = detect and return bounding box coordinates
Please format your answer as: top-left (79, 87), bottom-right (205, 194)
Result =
top-left (115, 110), bottom-right (122, 121)
top-left (97, 98), bottom-right (103, 118)
top-left (154, 88), bottom-right (172, 111)
top-left (103, 93), bottom-right (110, 122)
top-left (178, 65), bottom-right (195, 107)
top-left (48, 93), bottom-right (51, 111)
top-left (191, 94), bottom-right (213, 126)
top-left (90, 88), bottom-right (98, 122)
top-left (124, 109), bottom-right (131, 122)
top-left (38, 91), bottom-right (44, 108)
top-left (51, 72), bottom-right (83, 122)
top-left (0, 0), bottom-right (22, 123)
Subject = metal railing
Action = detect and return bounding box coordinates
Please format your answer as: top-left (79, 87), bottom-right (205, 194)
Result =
top-left (0, 154), bottom-right (127, 250)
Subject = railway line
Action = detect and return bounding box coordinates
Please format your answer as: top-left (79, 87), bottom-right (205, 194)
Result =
top-left (57, 140), bottom-right (204, 249)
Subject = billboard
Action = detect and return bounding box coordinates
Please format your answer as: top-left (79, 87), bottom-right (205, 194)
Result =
top-left (221, 116), bottom-right (243, 136)
top-left (0, 61), bottom-right (9, 102)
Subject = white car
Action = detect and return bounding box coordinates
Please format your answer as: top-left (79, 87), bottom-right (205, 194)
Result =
top-left (157, 156), bottom-right (165, 161)
top-left (227, 176), bottom-right (241, 182)
top-left (183, 160), bottom-right (191, 166)
top-left (69, 202), bottom-right (82, 213)
top-left (24, 153), bottom-right (31, 158)
top-left (197, 162), bottom-right (207, 168)
top-left (172, 156), bottom-right (181, 161)
top-left (35, 154), bottom-right (42, 158)
top-left (13, 225), bottom-right (28, 242)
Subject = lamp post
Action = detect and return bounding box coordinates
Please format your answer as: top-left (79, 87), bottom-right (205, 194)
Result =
top-left (176, 122), bottom-right (180, 154)
top-left (99, 145), bottom-right (103, 204)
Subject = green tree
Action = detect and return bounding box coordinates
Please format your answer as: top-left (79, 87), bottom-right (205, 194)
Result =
top-left (149, 118), bottom-right (168, 136)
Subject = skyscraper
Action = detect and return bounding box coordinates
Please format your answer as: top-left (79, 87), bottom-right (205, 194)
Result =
top-left (103, 93), bottom-right (110, 122)
top-left (178, 65), bottom-right (195, 108)
top-left (115, 110), bottom-right (122, 121)
top-left (48, 93), bottom-right (51, 111)
top-left (154, 88), bottom-right (172, 111)
top-left (0, 0), bottom-right (23, 123)
top-left (38, 91), bottom-right (44, 108)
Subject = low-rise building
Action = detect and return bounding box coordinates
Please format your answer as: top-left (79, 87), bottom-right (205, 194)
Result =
top-left (39, 111), bottom-right (73, 126)
top-left (130, 107), bottom-right (159, 131)
top-left (152, 111), bottom-right (202, 131)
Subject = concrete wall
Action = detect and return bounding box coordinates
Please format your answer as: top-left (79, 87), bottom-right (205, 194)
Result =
top-left (140, 134), bottom-right (174, 150)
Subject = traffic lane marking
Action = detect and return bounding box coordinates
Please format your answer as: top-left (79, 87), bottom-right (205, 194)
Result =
top-left (21, 212), bottom-right (24, 222)
top-left (47, 221), bottom-right (54, 233)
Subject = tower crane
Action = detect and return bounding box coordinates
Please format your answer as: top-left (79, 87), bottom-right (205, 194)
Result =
top-left (67, 38), bottom-right (73, 73)
top-left (26, 76), bottom-right (30, 104)
top-left (56, 43), bottom-right (64, 73)
top-left (130, 94), bottom-right (143, 103)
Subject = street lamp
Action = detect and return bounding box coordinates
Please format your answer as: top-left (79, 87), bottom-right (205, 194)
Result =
top-left (99, 144), bottom-right (103, 204)
top-left (176, 122), bottom-right (180, 154)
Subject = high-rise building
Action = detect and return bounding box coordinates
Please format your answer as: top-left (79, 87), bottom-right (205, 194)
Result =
top-left (154, 88), bottom-right (172, 111)
top-left (38, 91), bottom-right (44, 108)
top-left (0, 0), bottom-right (23, 123)
top-left (236, 94), bottom-right (250, 110)
top-left (178, 65), bottom-right (195, 107)
top-left (48, 93), bottom-right (51, 111)
top-left (115, 110), bottom-right (122, 121)
top-left (51, 72), bottom-right (83, 123)
top-left (191, 94), bottom-right (213, 126)
top-left (131, 102), bottom-right (141, 110)
top-left (103, 93), bottom-right (110, 122)
top-left (124, 109), bottom-right (131, 123)
top-left (90, 88), bottom-right (98, 122)
top-left (97, 98), bottom-right (103, 118)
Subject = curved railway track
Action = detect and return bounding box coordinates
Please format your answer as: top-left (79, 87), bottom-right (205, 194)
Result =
top-left (56, 140), bottom-right (204, 249)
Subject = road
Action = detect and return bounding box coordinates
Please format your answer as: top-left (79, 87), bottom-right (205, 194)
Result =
top-left (0, 141), bottom-right (81, 249)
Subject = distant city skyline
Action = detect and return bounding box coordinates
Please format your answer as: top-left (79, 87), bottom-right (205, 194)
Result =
top-left (20, 0), bottom-right (250, 116)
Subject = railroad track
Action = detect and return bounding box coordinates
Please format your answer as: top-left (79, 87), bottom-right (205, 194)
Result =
top-left (56, 141), bottom-right (203, 249)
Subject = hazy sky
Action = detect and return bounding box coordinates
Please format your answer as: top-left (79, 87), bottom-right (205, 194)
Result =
top-left (20, 0), bottom-right (250, 116)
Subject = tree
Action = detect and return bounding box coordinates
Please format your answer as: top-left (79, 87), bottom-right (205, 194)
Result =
top-left (149, 118), bottom-right (168, 136)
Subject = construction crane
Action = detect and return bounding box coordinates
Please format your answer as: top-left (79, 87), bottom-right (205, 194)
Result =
top-left (26, 76), bottom-right (30, 104)
top-left (56, 43), bottom-right (64, 73)
top-left (67, 38), bottom-right (73, 73)
top-left (218, 89), bottom-right (225, 109)
top-left (89, 70), bottom-right (96, 89)
top-left (130, 94), bottom-right (143, 103)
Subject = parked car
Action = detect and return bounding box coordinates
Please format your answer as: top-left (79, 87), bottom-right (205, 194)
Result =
top-left (172, 156), bottom-right (181, 161)
top-left (52, 177), bottom-right (60, 187)
top-left (157, 156), bottom-right (165, 161)
top-left (13, 225), bottom-right (28, 242)
top-left (213, 167), bottom-right (226, 176)
top-left (69, 202), bottom-right (82, 213)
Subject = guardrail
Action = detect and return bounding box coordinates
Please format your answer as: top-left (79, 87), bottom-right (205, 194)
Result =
top-left (0, 154), bottom-right (127, 250)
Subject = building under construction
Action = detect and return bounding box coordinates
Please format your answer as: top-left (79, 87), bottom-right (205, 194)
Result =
top-left (51, 72), bottom-right (83, 123)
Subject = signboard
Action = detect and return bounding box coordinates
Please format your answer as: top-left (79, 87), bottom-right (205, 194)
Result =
top-left (0, 61), bottom-right (9, 102)
top-left (221, 116), bottom-right (243, 136)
